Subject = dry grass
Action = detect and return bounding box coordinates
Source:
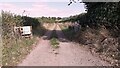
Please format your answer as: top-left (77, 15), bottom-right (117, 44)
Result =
top-left (60, 24), bottom-right (119, 66)
top-left (2, 37), bottom-right (37, 66)
top-left (2, 25), bottom-right (46, 66)
top-left (75, 26), bottom-right (120, 66)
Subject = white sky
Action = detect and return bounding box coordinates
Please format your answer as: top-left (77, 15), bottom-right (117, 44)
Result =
top-left (0, 0), bottom-right (73, 2)
top-left (0, 0), bottom-right (86, 17)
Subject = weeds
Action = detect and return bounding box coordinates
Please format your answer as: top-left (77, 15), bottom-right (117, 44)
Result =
top-left (2, 11), bottom-right (45, 66)
top-left (75, 26), bottom-right (120, 66)
top-left (2, 37), bottom-right (37, 66)
top-left (50, 30), bottom-right (59, 49)
top-left (50, 38), bottom-right (59, 48)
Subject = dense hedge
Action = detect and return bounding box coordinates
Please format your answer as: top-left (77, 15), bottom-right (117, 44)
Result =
top-left (22, 16), bottom-right (40, 29)
top-left (61, 2), bottom-right (120, 66)
top-left (83, 2), bottom-right (120, 29)
top-left (1, 11), bottom-right (43, 66)
top-left (63, 2), bottom-right (120, 36)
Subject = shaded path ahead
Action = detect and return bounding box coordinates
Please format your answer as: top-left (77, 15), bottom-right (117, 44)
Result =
top-left (18, 24), bottom-right (111, 66)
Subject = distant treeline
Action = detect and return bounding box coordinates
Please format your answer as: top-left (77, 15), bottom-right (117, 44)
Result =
top-left (37, 16), bottom-right (62, 23)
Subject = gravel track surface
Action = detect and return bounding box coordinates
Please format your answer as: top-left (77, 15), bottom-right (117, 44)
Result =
top-left (18, 24), bottom-right (111, 66)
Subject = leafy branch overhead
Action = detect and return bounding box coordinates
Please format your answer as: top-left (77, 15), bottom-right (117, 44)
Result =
top-left (67, 1), bottom-right (120, 30)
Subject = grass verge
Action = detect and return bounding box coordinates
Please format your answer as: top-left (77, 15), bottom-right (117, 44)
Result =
top-left (2, 36), bottom-right (38, 66)
top-left (50, 30), bottom-right (59, 49)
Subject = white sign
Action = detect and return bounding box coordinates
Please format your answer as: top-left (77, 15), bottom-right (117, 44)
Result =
top-left (21, 26), bottom-right (31, 35)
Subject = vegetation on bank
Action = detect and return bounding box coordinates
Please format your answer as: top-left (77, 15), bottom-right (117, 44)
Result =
top-left (2, 37), bottom-right (37, 66)
top-left (1, 11), bottom-right (46, 66)
top-left (0, 13), bottom-right (2, 66)
top-left (61, 2), bottom-right (120, 66)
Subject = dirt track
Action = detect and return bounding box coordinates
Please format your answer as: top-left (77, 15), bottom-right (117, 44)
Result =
top-left (18, 24), bottom-right (111, 66)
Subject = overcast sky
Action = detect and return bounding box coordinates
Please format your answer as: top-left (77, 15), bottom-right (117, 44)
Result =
top-left (0, 0), bottom-right (86, 17)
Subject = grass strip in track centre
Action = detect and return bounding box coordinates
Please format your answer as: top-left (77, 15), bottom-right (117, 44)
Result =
top-left (50, 30), bottom-right (59, 49)
top-left (50, 38), bottom-right (59, 49)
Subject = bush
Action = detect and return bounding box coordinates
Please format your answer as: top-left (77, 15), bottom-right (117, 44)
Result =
top-left (1, 11), bottom-right (44, 66)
